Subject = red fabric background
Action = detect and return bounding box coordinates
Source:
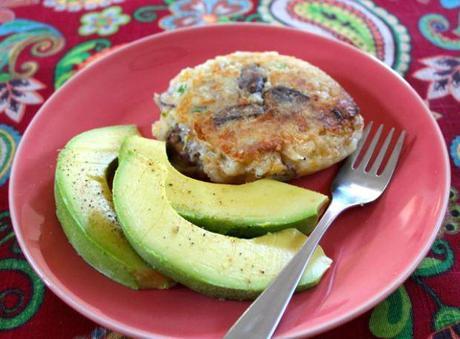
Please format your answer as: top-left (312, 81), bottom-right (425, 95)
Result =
top-left (0, 0), bottom-right (458, 338)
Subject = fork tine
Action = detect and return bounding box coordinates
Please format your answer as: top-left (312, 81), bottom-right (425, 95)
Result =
top-left (345, 121), bottom-right (373, 168)
top-left (357, 124), bottom-right (383, 171)
top-left (381, 130), bottom-right (406, 180)
top-left (370, 128), bottom-right (395, 175)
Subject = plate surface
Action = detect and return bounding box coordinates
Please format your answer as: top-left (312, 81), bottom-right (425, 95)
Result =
top-left (9, 24), bottom-right (450, 338)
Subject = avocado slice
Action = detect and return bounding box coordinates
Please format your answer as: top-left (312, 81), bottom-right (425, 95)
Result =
top-left (122, 137), bottom-right (329, 237)
top-left (113, 136), bottom-right (332, 300)
top-left (55, 126), bottom-right (174, 289)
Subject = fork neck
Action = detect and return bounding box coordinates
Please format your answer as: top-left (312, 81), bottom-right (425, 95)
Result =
top-left (307, 197), bottom-right (348, 246)
top-left (327, 197), bottom-right (349, 214)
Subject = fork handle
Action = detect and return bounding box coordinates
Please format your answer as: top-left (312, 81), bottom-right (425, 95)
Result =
top-left (225, 199), bottom-right (346, 339)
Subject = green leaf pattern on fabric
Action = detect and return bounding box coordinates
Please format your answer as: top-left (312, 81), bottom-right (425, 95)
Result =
top-left (434, 307), bottom-right (460, 331)
top-left (370, 234), bottom-right (457, 336)
top-left (0, 211), bottom-right (45, 330)
top-left (369, 286), bottom-right (412, 338)
top-left (414, 240), bottom-right (454, 277)
top-left (54, 39), bottom-right (111, 89)
top-left (369, 286), bottom-right (413, 338)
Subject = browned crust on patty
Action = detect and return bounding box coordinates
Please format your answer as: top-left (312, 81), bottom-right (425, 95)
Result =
top-left (153, 52), bottom-right (363, 183)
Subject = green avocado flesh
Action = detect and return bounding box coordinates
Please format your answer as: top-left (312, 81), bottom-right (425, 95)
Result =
top-left (113, 137), bottom-right (332, 300)
top-left (122, 137), bottom-right (329, 237)
top-left (54, 126), bottom-right (174, 289)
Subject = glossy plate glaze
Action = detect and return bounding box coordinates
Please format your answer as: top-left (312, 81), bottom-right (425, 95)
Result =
top-left (9, 24), bottom-right (450, 338)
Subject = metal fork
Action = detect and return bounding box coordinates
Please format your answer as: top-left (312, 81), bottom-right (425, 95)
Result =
top-left (225, 122), bottom-right (406, 339)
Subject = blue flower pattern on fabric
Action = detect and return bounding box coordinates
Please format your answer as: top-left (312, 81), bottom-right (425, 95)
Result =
top-left (159, 0), bottom-right (252, 30)
top-left (440, 0), bottom-right (460, 9)
top-left (451, 136), bottom-right (460, 167)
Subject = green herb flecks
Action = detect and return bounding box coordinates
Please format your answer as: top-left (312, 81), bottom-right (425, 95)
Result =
top-left (192, 106), bottom-right (206, 113)
top-left (177, 84), bottom-right (187, 95)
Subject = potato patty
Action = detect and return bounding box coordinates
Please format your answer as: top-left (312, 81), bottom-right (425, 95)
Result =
top-left (153, 52), bottom-right (363, 183)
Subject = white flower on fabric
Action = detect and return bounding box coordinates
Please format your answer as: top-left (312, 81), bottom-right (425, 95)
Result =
top-left (0, 78), bottom-right (44, 123)
top-left (413, 55), bottom-right (460, 102)
top-left (78, 6), bottom-right (130, 36)
top-left (43, 0), bottom-right (124, 12)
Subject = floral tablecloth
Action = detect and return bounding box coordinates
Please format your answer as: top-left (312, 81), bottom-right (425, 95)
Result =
top-left (0, 0), bottom-right (458, 338)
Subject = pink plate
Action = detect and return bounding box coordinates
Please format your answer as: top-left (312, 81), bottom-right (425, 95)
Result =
top-left (9, 24), bottom-right (450, 338)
